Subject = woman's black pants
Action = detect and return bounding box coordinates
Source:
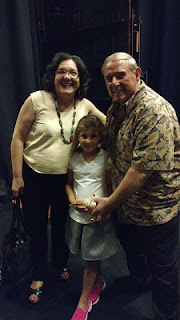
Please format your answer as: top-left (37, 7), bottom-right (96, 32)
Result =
top-left (21, 162), bottom-right (69, 281)
top-left (117, 214), bottom-right (179, 320)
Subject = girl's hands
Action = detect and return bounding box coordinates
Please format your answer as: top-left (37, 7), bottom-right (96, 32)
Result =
top-left (71, 200), bottom-right (88, 212)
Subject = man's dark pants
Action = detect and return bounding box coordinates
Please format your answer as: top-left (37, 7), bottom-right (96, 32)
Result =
top-left (117, 214), bottom-right (179, 320)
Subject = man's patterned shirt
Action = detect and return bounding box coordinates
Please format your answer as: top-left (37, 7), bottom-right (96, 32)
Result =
top-left (106, 81), bottom-right (180, 226)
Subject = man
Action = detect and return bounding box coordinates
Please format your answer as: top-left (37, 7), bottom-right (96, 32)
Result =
top-left (93, 52), bottom-right (180, 320)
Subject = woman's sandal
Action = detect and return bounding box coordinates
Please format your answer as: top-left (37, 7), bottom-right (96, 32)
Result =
top-left (28, 287), bottom-right (43, 304)
top-left (60, 268), bottom-right (69, 281)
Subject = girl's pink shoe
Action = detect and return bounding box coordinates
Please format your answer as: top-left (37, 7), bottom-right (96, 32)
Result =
top-left (89, 278), bottom-right (106, 305)
top-left (71, 300), bottom-right (92, 320)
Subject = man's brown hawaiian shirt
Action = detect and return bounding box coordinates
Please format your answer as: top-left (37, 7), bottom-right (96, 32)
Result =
top-left (106, 81), bottom-right (180, 226)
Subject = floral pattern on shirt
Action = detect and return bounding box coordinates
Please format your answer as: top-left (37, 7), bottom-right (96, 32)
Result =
top-left (106, 81), bottom-right (180, 226)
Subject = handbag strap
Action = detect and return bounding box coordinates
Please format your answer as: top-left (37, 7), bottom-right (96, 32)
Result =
top-left (11, 195), bottom-right (25, 231)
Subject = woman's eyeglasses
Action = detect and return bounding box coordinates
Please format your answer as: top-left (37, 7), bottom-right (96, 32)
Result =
top-left (55, 70), bottom-right (79, 79)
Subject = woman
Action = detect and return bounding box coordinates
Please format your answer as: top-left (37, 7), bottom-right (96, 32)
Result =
top-left (11, 52), bottom-right (105, 303)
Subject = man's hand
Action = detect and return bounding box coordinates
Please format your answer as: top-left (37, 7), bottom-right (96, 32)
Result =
top-left (92, 197), bottom-right (113, 224)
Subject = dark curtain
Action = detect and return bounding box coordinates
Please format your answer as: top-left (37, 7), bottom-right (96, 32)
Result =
top-left (134, 0), bottom-right (180, 119)
top-left (0, 0), bottom-right (41, 187)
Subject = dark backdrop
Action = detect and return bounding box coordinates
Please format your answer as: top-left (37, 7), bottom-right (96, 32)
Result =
top-left (0, 0), bottom-right (41, 186)
top-left (37, 0), bottom-right (132, 113)
top-left (0, 0), bottom-right (179, 187)
top-left (134, 0), bottom-right (180, 120)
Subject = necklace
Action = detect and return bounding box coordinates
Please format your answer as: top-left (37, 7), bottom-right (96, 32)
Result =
top-left (55, 100), bottom-right (76, 144)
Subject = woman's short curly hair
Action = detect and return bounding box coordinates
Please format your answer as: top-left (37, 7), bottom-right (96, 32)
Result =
top-left (42, 52), bottom-right (90, 100)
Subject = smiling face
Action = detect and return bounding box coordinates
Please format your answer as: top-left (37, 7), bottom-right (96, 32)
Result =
top-left (78, 127), bottom-right (101, 155)
top-left (104, 59), bottom-right (141, 104)
top-left (54, 59), bottom-right (80, 98)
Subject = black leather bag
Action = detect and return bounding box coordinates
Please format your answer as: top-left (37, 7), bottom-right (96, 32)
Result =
top-left (0, 196), bottom-right (32, 286)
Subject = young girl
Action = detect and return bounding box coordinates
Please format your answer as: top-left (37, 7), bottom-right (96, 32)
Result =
top-left (66, 115), bottom-right (119, 320)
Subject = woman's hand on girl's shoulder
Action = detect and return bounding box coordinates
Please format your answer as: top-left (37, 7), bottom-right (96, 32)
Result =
top-left (85, 99), bottom-right (106, 125)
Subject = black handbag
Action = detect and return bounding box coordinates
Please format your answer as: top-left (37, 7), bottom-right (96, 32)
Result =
top-left (0, 196), bottom-right (32, 286)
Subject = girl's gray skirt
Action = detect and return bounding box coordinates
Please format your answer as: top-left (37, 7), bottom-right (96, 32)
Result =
top-left (65, 216), bottom-right (120, 261)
